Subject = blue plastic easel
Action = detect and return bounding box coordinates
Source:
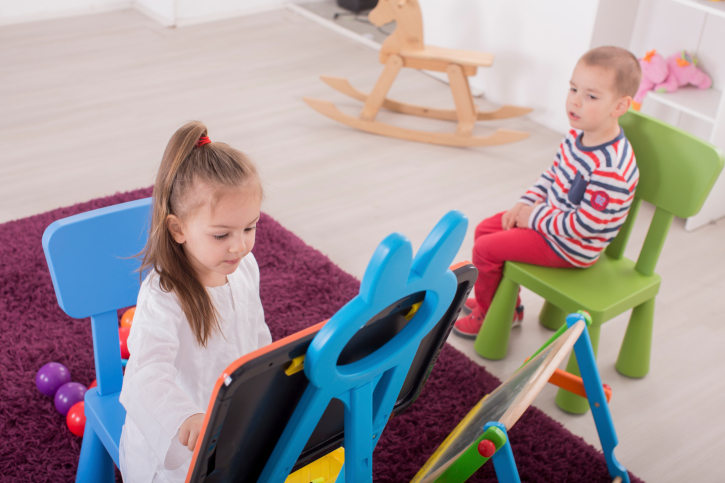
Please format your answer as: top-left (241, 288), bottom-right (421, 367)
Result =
top-left (428, 312), bottom-right (629, 483)
top-left (258, 210), bottom-right (468, 483)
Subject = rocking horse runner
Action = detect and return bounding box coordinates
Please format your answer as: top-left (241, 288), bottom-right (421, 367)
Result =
top-left (304, 0), bottom-right (533, 147)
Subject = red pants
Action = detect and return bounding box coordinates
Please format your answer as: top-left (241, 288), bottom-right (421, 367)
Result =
top-left (472, 212), bottom-right (574, 314)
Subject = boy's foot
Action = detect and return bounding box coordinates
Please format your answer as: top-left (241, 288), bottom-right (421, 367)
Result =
top-left (461, 298), bottom-right (478, 315)
top-left (453, 303), bottom-right (525, 339)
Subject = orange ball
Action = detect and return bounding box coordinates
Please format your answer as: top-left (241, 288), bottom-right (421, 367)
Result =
top-left (119, 327), bottom-right (131, 359)
top-left (121, 307), bottom-right (136, 328)
top-left (67, 401), bottom-right (86, 437)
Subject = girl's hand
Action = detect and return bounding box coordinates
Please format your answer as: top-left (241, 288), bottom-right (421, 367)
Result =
top-left (179, 413), bottom-right (205, 451)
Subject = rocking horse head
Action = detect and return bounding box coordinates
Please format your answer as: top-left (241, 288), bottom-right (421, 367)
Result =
top-left (369, 0), bottom-right (424, 53)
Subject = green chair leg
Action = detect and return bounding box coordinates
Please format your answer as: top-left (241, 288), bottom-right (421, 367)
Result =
top-left (616, 298), bottom-right (654, 378)
top-left (474, 276), bottom-right (519, 360)
top-left (555, 323), bottom-right (601, 414)
top-left (539, 301), bottom-right (567, 331)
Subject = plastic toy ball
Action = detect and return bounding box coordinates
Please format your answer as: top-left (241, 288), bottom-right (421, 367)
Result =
top-left (119, 327), bottom-right (131, 359)
top-left (66, 401), bottom-right (86, 437)
top-left (121, 307), bottom-right (135, 328)
top-left (54, 382), bottom-right (87, 416)
top-left (88, 379), bottom-right (97, 390)
top-left (35, 362), bottom-right (71, 397)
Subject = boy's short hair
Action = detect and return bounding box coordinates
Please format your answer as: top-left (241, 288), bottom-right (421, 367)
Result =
top-left (580, 46), bottom-right (641, 98)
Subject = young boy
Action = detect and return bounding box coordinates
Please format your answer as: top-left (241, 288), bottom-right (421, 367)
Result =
top-left (454, 46), bottom-right (642, 338)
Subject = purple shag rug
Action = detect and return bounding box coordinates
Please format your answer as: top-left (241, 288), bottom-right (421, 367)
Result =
top-left (0, 187), bottom-right (642, 483)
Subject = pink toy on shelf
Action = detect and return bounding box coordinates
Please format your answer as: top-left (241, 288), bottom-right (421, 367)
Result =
top-left (657, 50), bottom-right (712, 94)
top-left (633, 50), bottom-right (668, 111)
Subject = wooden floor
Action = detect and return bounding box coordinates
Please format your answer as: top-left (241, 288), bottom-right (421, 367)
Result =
top-left (2, 7), bottom-right (724, 482)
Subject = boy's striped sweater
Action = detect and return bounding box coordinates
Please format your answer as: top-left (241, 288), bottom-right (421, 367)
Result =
top-left (520, 128), bottom-right (639, 267)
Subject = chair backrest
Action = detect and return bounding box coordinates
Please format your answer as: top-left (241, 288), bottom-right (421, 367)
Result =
top-left (42, 197), bottom-right (152, 395)
top-left (606, 110), bottom-right (724, 275)
top-left (370, 0), bottom-right (424, 58)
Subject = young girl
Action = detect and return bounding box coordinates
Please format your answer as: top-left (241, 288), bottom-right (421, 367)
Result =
top-left (119, 121), bottom-right (272, 482)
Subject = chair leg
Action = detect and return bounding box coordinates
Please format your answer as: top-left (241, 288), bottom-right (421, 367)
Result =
top-left (474, 276), bottom-right (519, 360)
top-left (616, 298), bottom-right (654, 378)
top-left (360, 54), bottom-right (403, 121)
top-left (538, 301), bottom-right (567, 331)
top-left (76, 423), bottom-right (114, 483)
top-left (555, 323), bottom-right (601, 414)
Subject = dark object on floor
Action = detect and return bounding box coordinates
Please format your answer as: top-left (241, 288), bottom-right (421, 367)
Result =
top-left (337, 0), bottom-right (378, 14)
top-left (0, 187), bottom-right (643, 482)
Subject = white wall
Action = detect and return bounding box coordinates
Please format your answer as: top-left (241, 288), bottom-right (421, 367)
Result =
top-left (419, 0), bottom-right (601, 134)
top-left (0, 0), bottom-right (130, 25)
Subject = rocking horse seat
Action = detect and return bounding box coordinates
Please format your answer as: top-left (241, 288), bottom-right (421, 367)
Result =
top-left (382, 46), bottom-right (494, 76)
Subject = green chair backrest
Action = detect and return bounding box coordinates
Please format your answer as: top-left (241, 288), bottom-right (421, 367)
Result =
top-left (604, 110), bottom-right (724, 276)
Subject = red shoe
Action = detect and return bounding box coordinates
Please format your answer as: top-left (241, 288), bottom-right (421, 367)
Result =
top-left (453, 306), bottom-right (484, 339)
top-left (453, 304), bottom-right (525, 339)
top-left (462, 298), bottom-right (478, 315)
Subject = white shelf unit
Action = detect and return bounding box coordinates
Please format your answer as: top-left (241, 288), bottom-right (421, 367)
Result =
top-left (647, 87), bottom-right (722, 124)
top-left (669, 0), bottom-right (725, 19)
top-left (630, 0), bottom-right (725, 230)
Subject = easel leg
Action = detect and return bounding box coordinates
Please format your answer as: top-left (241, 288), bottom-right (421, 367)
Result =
top-left (485, 422), bottom-right (521, 483)
top-left (360, 55), bottom-right (403, 121)
top-left (555, 323), bottom-right (601, 414)
top-left (446, 64), bottom-right (477, 136)
top-left (567, 315), bottom-right (630, 483)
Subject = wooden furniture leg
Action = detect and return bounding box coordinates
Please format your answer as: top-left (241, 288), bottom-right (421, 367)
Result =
top-left (446, 63), bottom-right (477, 136)
top-left (360, 54), bottom-right (403, 121)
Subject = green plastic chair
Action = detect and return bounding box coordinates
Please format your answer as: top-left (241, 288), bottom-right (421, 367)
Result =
top-left (473, 110), bottom-right (724, 414)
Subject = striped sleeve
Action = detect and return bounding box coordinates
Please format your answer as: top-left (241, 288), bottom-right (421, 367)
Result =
top-left (528, 165), bottom-right (636, 264)
top-left (519, 152), bottom-right (560, 206)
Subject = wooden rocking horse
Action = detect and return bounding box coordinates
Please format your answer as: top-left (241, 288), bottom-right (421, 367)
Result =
top-left (304, 0), bottom-right (533, 147)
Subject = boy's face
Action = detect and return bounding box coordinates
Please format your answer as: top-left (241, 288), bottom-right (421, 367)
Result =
top-left (167, 182), bottom-right (261, 287)
top-left (566, 61), bottom-right (629, 135)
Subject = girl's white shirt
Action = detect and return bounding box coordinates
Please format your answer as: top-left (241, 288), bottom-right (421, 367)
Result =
top-left (118, 252), bottom-right (272, 483)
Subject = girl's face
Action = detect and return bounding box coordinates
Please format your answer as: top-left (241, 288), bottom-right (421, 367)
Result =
top-left (168, 182), bottom-right (261, 287)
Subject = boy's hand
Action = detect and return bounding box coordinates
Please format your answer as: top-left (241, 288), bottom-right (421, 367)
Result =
top-left (179, 413), bottom-right (205, 451)
top-left (514, 201), bottom-right (542, 228)
top-left (502, 203), bottom-right (526, 230)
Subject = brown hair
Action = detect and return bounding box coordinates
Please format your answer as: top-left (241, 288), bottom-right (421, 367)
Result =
top-left (140, 121), bottom-right (261, 347)
top-left (580, 46), bottom-right (642, 98)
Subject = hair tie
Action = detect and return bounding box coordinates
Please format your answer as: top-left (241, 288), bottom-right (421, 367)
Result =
top-left (196, 136), bottom-right (211, 148)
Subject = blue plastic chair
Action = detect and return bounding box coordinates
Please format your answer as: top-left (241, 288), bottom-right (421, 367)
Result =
top-left (43, 197), bottom-right (152, 482)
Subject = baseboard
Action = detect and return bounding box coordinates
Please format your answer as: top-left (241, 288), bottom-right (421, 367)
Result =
top-left (132, 2), bottom-right (174, 27)
top-left (0, 1), bottom-right (131, 26)
top-left (284, 3), bottom-right (381, 52)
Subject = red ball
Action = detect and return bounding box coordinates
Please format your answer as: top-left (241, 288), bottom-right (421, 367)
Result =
top-left (88, 379), bottom-right (97, 390)
top-left (119, 327), bottom-right (131, 359)
top-left (66, 401), bottom-right (86, 437)
top-left (478, 439), bottom-right (496, 458)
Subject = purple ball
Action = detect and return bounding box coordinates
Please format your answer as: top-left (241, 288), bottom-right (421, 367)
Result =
top-left (35, 362), bottom-right (71, 397)
top-left (54, 382), bottom-right (87, 416)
